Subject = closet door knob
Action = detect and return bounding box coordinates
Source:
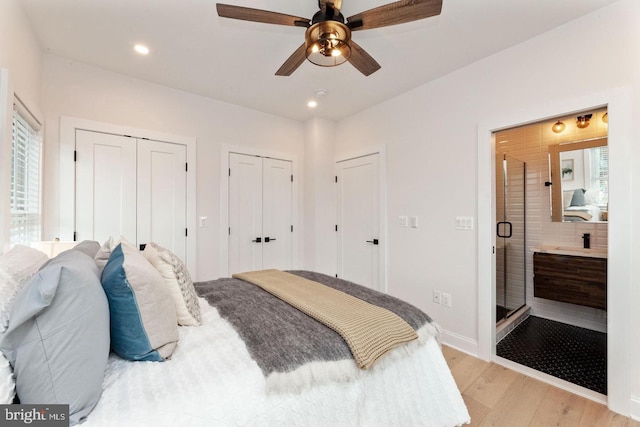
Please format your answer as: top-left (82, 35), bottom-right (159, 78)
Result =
top-left (265, 237), bottom-right (277, 242)
top-left (366, 239), bottom-right (379, 245)
top-left (252, 237), bottom-right (262, 243)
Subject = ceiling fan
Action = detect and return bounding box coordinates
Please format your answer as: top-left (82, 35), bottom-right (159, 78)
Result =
top-left (216, 0), bottom-right (443, 76)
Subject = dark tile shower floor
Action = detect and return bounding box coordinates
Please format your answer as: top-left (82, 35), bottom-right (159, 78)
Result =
top-left (496, 316), bottom-right (607, 395)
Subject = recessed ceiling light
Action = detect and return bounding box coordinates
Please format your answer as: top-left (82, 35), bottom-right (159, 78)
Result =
top-left (134, 44), bottom-right (150, 55)
top-left (307, 100), bottom-right (317, 108)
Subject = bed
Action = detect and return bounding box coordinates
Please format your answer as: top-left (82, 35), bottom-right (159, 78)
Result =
top-left (0, 241), bottom-right (470, 427)
top-left (562, 189), bottom-right (605, 222)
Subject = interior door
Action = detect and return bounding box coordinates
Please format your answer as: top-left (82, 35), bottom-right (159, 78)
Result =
top-left (262, 157), bottom-right (293, 270)
top-left (75, 130), bottom-right (137, 244)
top-left (228, 153), bottom-right (263, 274)
top-left (137, 139), bottom-right (187, 261)
top-left (336, 153), bottom-right (380, 291)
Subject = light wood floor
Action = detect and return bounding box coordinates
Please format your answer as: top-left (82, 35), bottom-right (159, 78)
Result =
top-left (442, 345), bottom-right (640, 427)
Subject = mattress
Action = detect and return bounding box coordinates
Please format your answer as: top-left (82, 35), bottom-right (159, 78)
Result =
top-left (84, 298), bottom-right (470, 426)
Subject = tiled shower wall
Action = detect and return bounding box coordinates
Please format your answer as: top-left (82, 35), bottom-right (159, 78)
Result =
top-left (495, 108), bottom-right (608, 332)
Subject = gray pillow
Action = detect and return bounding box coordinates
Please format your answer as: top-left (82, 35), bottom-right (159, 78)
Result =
top-left (0, 249), bottom-right (110, 425)
top-left (570, 189), bottom-right (586, 207)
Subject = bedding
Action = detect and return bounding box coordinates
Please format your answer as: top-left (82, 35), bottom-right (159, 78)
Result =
top-left (84, 294), bottom-right (470, 427)
top-left (197, 271), bottom-right (438, 392)
top-left (231, 269), bottom-right (419, 370)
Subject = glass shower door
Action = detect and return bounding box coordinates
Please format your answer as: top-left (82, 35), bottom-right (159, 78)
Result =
top-left (496, 154), bottom-right (526, 323)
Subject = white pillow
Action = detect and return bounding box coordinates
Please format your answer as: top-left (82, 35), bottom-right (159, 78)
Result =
top-left (0, 245), bottom-right (48, 332)
top-left (94, 236), bottom-right (133, 274)
top-left (0, 350), bottom-right (14, 404)
top-left (143, 243), bottom-right (201, 326)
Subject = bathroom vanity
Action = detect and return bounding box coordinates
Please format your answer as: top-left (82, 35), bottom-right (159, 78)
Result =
top-left (532, 246), bottom-right (607, 310)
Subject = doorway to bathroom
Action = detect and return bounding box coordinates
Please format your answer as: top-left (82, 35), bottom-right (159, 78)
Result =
top-left (492, 109), bottom-right (609, 398)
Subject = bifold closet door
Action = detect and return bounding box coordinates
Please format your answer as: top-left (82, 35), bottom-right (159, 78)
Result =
top-left (75, 130), bottom-right (187, 261)
top-left (228, 153), bottom-right (293, 275)
top-left (262, 158), bottom-right (293, 270)
top-left (75, 130), bottom-right (137, 244)
top-left (137, 139), bottom-right (187, 261)
top-left (229, 153), bottom-right (264, 274)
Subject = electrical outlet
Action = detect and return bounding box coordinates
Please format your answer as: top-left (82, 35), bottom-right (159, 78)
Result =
top-left (442, 292), bottom-right (452, 308)
top-left (433, 290), bottom-right (441, 304)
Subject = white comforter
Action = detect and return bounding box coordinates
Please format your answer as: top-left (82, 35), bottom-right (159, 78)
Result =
top-left (84, 299), bottom-right (470, 427)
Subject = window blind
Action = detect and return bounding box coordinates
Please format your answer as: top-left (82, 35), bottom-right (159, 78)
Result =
top-left (10, 98), bottom-right (42, 246)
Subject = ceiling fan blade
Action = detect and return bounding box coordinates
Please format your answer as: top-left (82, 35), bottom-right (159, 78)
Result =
top-left (275, 43), bottom-right (307, 76)
top-left (216, 3), bottom-right (310, 27)
top-left (347, 40), bottom-right (381, 76)
top-left (346, 0), bottom-right (442, 31)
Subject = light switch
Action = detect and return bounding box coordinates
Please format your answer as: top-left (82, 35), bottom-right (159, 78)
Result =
top-left (410, 216), bottom-right (419, 228)
top-left (199, 216), bottom-right (208, 227)
top-left (399, 216), bottom-right (409, 227)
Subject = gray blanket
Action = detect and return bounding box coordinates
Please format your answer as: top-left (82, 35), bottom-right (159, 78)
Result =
top-left (194, 270), bottom-right (432, 379)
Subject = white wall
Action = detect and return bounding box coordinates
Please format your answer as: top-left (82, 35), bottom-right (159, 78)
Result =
top-left (40, 55), bottom-right (305, 281)
top-left (303, 118), bottom-right (336, 276)
top-left (333, 0), bottom-right (640, 416)
top-left (0, 0), bottom-right (43, 251)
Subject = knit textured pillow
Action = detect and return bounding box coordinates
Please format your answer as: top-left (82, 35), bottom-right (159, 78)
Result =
top-left (143, 243), bottom-right (201, 326)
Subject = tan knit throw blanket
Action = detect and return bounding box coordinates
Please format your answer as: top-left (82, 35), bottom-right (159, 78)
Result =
top-left (232, 269), bottom-right (418, 369)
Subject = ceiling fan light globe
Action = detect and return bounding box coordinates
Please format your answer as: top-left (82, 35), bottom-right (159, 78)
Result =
top-left (305, 21), bottom-right (351, 67)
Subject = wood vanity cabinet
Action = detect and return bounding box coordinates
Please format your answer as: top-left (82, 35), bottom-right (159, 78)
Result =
top-left (533, 252), bottom-right (607, 310)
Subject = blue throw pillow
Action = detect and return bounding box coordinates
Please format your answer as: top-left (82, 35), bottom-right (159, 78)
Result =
top-left (101, 242), bottom-right (178, 361)
top-left (570, 189), bottom-right (586, 207)
top-left (0, 249), bottom-right (110, 425)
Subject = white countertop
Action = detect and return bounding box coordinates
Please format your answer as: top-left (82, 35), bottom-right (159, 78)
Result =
top-left (531, 245), bottom-right (608, 259)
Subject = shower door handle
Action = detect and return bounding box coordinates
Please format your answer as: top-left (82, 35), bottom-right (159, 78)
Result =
top-left (496, 221), bottom-right (513, 238)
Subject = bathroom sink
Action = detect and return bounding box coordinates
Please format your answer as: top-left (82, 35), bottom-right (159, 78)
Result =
top-left (531, 245), bottom-right (607, 258)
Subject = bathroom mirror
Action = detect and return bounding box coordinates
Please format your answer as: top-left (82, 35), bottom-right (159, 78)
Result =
top-left (549, 137), bottom-right (608, 222)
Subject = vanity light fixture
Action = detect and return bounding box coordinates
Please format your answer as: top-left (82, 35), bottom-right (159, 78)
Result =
top-left (552, 120), bottom-right (566, 133)
top-left (576, 114), bottom-right (592, 129)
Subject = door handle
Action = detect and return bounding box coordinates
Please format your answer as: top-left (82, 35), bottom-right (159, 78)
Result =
top-left (496, 221), bottom-right (513, 238)
top-left (139, 243), bottom-right (147, 251)
top-left (366, 239), bottom-right (379, 245)
top-left (252, 237), bottom-right (262, 243)
top-left (265, 237), bottom-right (276, 242)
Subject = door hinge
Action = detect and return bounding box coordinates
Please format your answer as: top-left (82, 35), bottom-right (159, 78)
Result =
top-left (335, 225), bottom-right (338, 232)
top-left (290, 225), bottom-right (293, 232)
top-left (335, 176), bottom-right (338, 183)
top-left (73, 231), bottom-right (77, 242)
top-left (185, 163), bottom-right (188, 172)
top-left (228, 227), bottom-right (231, 235)
top-left (185, 228), bottom-right (188, 237)
top-left (335, 274), bottom-right (338, 278)
top-left (291, 174), bottom-right (293, 182)
top-left (73, 150), bottom-right (77, 162)
top-left (229, 168), bottom-right (231, 177)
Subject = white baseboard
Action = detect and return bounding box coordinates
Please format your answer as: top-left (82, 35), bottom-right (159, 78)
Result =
top-left (440, 329), bottom-right (478, 356)
top-left (630, 395), bottom-right (640, 421)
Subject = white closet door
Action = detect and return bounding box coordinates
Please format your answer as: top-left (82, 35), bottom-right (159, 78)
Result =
top-left (262, 158), bottom-right (293, 270)
top-left (337, 154), bottom-right (380, 291)
top-left (75, 130), bottom-right (136, 244)
top-left (229, 153), bottom-right (263, 274)
top-left (137, 139), bottom-right (187, 261)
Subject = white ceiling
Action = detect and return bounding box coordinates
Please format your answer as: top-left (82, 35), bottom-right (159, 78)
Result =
top-left (21, 0), bottom-right (618, 121)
